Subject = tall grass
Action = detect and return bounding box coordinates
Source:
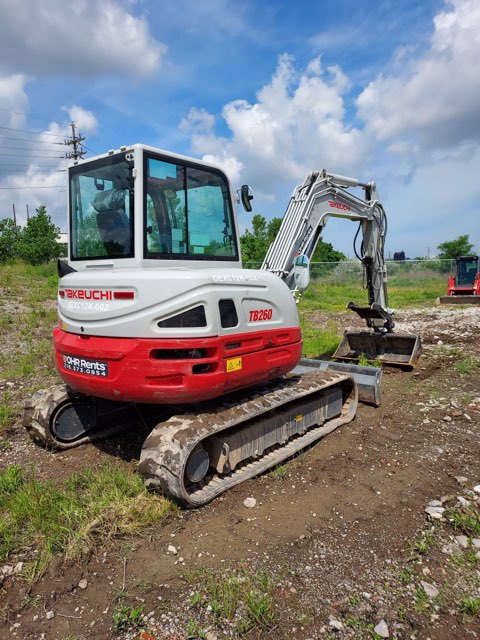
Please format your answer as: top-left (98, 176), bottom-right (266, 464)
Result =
top-left (0, 463), bottom-right (177, 580)
top-left (0, 260), bottom-right (58, 303)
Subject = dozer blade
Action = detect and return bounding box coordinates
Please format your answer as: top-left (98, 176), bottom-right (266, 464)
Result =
top-left (293, 358), bottom-right (382, 406)
top-left (332, 330), bottom-right (421, 369)
top-left (436, 295), bottom-right (480, 305)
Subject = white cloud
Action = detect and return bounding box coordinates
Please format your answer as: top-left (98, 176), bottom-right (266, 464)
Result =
top-left (64, 106), bottom-right (98, 135)
top-left (187, 54), bottom-right (367, 195)
top-left (0, 0), bottom-right (165, 77)
top-left (0, 74), bottom-right (28, 128)
top-left (356, 0), bottom-right (480, 151)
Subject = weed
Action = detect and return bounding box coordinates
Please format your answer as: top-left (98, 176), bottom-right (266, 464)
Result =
top-left (411, 531), bottom-right (434, 556)
top-left (460, 596), bottom-right (480, 617)
top-left (134, 578), bottom-right (152, 593)
top-left (398, 567), bottom-right (415, 582)
top-left (22, 594), bottom-right (43, 609)
top-left (346, 615), bottom-right (368, 630)
top-left (113, 603), bottom-right (144, 631)
top-left (300, 315), bottom-right (341, 358)
top-left (454, 354), bottom-right (480, 375)
top-left (0, 392), bottom-right (17, 431)
top-left (397, 605), bottom-right (407, 621)
top-left (186, 619), bottom-right (207, 639)
top-left (447, 507), bottom-right (480, 537)
top-left (245, 588), bottom-right (275, 629)
top-left (295, 612), bottom-right (311, 625)
top-left (270, 464), bottom-right (287, 480)
top-left (183, 567), bottom-right (276, 633)
top-left (413, 587), bottom-right (431, 612)
top-left (188, 591), bottom-right (202, 607)
top-left (357, 353), bottom-right (381, 367)
top-left (450, 550), bottom-right (479, 569)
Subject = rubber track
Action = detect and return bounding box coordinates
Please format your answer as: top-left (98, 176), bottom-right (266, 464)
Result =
top-left (23, 384), bottom-right (135, 450)
top-left (139, 371), bottom-right (357, 506)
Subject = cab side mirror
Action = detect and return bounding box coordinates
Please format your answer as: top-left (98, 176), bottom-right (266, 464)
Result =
top-left (239, 185), bottom-right (253, 212)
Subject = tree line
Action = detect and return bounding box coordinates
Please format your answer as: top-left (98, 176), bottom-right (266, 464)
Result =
top-left (0, 207), bottom-right (475, 266)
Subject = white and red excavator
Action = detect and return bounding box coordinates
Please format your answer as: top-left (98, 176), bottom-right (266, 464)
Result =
top-left (24, 144), bottom-right (420, 506)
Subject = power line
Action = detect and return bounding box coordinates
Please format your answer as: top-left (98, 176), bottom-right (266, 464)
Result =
top-left (0, 152), bottom-right (65, 159)
top-left (0, 106), bottom-right (67, 126)
top-left (0, 144), bottom-right (65, 151)
top-left (0, 135), bottom-right (63, 145)
top-left (0, 125), bottom-right (64, 138)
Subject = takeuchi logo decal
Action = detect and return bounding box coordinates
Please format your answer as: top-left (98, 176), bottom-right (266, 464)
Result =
top-left (61, 289), bottom-right (113, 300)
top-left (329, 200), bottom-right (351, 211)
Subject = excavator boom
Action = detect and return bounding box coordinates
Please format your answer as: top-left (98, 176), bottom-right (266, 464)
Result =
top-left (262, 169), bottom-right (421, 367)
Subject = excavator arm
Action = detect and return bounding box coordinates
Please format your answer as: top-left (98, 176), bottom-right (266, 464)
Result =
top-left (261, 170), bottom-right (421, 366)
top-left (262, 169), bottom-right (393, 332)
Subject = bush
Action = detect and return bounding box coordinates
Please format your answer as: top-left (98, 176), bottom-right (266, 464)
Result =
top-left (16, 206), bottom-right (60, 265)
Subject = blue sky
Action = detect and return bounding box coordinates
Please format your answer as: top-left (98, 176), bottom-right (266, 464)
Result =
top-left (0, 0), bottom-right (479, 258)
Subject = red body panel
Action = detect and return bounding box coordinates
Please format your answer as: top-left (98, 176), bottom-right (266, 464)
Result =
top-left (54, 327), bottom-right (302, 404)
top-left (447, 273), bottom-right (480, 296)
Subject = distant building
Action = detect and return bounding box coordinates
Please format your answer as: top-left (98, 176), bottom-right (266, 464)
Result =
top-left (393, 251), bottom-right (405, 261)
top-left (57, 232), bottom-right (68, 245)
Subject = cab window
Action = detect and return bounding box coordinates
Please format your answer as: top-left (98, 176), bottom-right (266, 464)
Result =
top-left (145, 156), bottom-right (237, 260)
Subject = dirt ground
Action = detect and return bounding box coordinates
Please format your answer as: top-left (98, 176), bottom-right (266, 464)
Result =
top-left (1, 305), bottom-right (480, 640)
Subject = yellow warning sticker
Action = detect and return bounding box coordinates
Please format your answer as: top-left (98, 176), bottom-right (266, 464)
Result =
top-left (226, 357), bottom-right (242, 372)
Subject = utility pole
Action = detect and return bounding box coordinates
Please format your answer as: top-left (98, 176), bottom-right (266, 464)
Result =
top-left (64, 121), bottom-right (86, 161)
top-left (26, 204), bottom-right (29, 221)
top-left (12, 204), bottom-right (16, 225)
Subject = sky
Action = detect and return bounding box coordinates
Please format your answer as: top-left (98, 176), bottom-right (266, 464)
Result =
top-left (0, 0), bottom-right (479, 259)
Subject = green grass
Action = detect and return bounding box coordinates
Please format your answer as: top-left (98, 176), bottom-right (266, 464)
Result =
top-left (0, 260), bottom-right (58, 302)
top-left (270, 464), bottom-right (288, 480)
top-left (0, 392), bottom-right (17, 432)
top-left (447, 507), bottom-right (480, 537)
top-left (298, 267), bottom-right (446, 358)
top-left (113, 603), bottom-right (145, 632)
top-left (0, 463), bottom-right (177, 580)
top-left (300, 315), bottom-right (341, 358)
top-left (460, 596), bottom-right (480, 617)
top-left (454, 355), bottom-right (480, 375)
top-left (183, 567), bottom-right (276, 634)
top-left (301, 269), bottom-right (445, 312)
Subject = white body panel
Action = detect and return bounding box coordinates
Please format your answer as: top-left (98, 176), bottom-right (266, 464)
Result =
top-left (58, 268), bottom-right (300, 338)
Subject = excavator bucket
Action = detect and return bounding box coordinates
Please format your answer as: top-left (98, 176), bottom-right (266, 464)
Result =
top-left (332, 330), bottom-right (422, 369)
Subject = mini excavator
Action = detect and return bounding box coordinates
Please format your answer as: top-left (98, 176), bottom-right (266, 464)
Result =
top-left (24, 144), bottom-right (420, 505)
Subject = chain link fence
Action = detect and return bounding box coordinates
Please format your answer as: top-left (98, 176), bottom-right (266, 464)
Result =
top-left (243, 259), bottom-right (455, 282)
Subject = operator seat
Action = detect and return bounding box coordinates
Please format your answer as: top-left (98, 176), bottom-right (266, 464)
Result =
top-left (93, 189), bottom-right (132, 256)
